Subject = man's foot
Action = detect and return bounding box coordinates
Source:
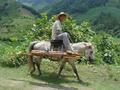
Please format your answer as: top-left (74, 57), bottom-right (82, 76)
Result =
top-left (66, 50), bottom-right (74, 54)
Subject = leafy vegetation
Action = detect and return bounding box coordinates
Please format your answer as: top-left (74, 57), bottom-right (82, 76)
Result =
top-left (31, 14), bottom-right (120, 65)
top-left (1, 13), bottom-right (119, 67)
top-left (43, 0), bottom-right (108, 14)
top-left (38, 0), bottom-right (120, 38)
top-left (0, 0), bottom-right (120, 90)
top-left (0, 0), bottom-right (36, 67)
top-left (93, 33), bottom-right (120, 65)
top-left (0, 0), bottom-right (119, 68)
top-left (16, 0), bottom-right (120, 38)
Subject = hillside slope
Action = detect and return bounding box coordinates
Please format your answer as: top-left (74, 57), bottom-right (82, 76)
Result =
top-left (41, 0), bottom-right (120, 38)
top-left (0, 0), bottom-right (37, 40)
top-left (17, 0), bottom-right (59, 11)
top-left (0, 0), bottom-right (40, 18)
top-left (10, 0), bottom-right (120, 37)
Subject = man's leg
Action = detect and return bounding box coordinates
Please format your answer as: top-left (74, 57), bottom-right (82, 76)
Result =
top-left (57, 32), bottom-right (73, 51)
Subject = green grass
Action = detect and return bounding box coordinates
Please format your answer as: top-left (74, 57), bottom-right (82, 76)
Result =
top-left (0, 60), bottom-right (120, 90)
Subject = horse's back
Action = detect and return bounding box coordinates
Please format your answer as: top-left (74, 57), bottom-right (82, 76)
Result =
top-left (33, 41), bottom-right (50, 51)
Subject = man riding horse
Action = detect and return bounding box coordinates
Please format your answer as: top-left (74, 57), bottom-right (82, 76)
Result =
top-left (28, 12), bottom-right (94, 82)
top-left (51, 12), bottom-right (74, 54)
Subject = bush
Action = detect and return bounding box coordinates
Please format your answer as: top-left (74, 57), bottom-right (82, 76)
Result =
top-left (93, 33), bottom-right (120, 65)
top-left (0, 14), bottom-right (120, 67)
top-left (0, 41), bottom-right (28, 67)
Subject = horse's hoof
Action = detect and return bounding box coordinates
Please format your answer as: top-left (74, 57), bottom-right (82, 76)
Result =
top-left (38, 73), bottom-right (42, 76)
top-left (27, 72), bottom-right (31, 76)
top-left (78, 80), bottom-right (89, 86)
top-left (57, 75), bottom-right (60, 78)
top-left (78, 79), bottom-right (83, 83)
top-left (30, 71), bottom-right (35, 75)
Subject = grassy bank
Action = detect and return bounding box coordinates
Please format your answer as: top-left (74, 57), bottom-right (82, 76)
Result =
top-left (0, 60), bottom-right (120, 90)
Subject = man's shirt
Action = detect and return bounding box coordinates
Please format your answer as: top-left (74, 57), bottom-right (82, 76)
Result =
top-left (52, 20), bottom-right (62, 40)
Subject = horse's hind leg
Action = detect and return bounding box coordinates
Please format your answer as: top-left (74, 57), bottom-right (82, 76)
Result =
top-left (30, 62), bottom-right (36, 75)
top-left (36, 58), bottom-right (42, 75)
top-left (28, 55), bottom-right (36, 75)
top-left (58, 59), bottom-right (66, 77)
top-left (68, 60), bottom-right (80, 81)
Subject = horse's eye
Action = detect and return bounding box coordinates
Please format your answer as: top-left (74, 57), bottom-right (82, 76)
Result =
top-left (90, 51), bottom-right (93, 54)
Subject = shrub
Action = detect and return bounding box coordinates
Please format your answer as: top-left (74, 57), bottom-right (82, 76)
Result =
top-left (0, 14), bottom-right (120, 67)
top-left (93, 33), bottom-right (120, 65)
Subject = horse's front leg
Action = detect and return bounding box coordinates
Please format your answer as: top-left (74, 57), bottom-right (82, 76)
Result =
top-left (88, 56), bottom-right (94, 64)
top-left (58, 59), bottom-right (67, 77)
top-left (68, 59), bottom-right (80, 81)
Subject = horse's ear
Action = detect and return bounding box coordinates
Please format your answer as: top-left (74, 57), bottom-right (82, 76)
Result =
top-left (88, 46), bottom-right (92, 49)
top-left (85, 45), bottom-right (92, 49)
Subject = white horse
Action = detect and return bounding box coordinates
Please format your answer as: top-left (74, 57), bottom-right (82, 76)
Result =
top-left (28, 40), bottom-right (94, 81)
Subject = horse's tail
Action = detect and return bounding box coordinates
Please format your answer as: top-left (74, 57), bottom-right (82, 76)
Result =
top-left (28, 41), bottom-right (39, 73)
top-left (28, 41), bottom-right (39, 53)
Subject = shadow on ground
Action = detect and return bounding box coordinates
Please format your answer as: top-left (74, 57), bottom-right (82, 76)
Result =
top-left (8, 68), bottom-right (90, 90)
top-left (31, 71), bottom-right (90, 85)
top-left (10, 78), bottom-right (78, 90)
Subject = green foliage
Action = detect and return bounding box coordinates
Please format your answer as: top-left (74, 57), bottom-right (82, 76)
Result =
top-left (0, 14), bottom-right (95, 67)
top-left (0, 3), bottom-right (37, 67)
top-left (93, 33), bottom-right (120, 65)
top-left (63, 20), bottom-right (95, 42)
top-left (18, 0), bottom-right (58, 11)
top-left (43, 0), bottom-right (108, 15)
top-left (38, 0), bottom-right (120, 38)
top-left (0, 41), bottom-right (28, 67)
top-left (94, 12), bottom-right (120, 38)
top-left (22, 4), bottom-right (40, 17)
top-left (0, 13), bottom-right (120, 67)
top-left (29, 13), bottom-right (53, 40)
top-left (31, 14), bottom-right (95, 42)
top-left (0, 0), bottom-right (20, 17)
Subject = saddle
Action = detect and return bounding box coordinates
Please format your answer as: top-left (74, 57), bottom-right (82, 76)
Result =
top-left (50, 40), bottom-right (64, 51)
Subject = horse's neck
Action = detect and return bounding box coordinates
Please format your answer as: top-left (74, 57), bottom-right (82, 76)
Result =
top-left (72, 43), bottom-right (86, 54)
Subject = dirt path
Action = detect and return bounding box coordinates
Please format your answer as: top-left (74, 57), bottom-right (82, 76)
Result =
top-left (0, 78), bottom-right (78, 90)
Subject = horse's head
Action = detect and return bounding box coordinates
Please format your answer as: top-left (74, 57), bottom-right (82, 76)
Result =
top-left (84, 43), bottom-right (94, 64)
top-left (72, 42), bottom-right (94, 64)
